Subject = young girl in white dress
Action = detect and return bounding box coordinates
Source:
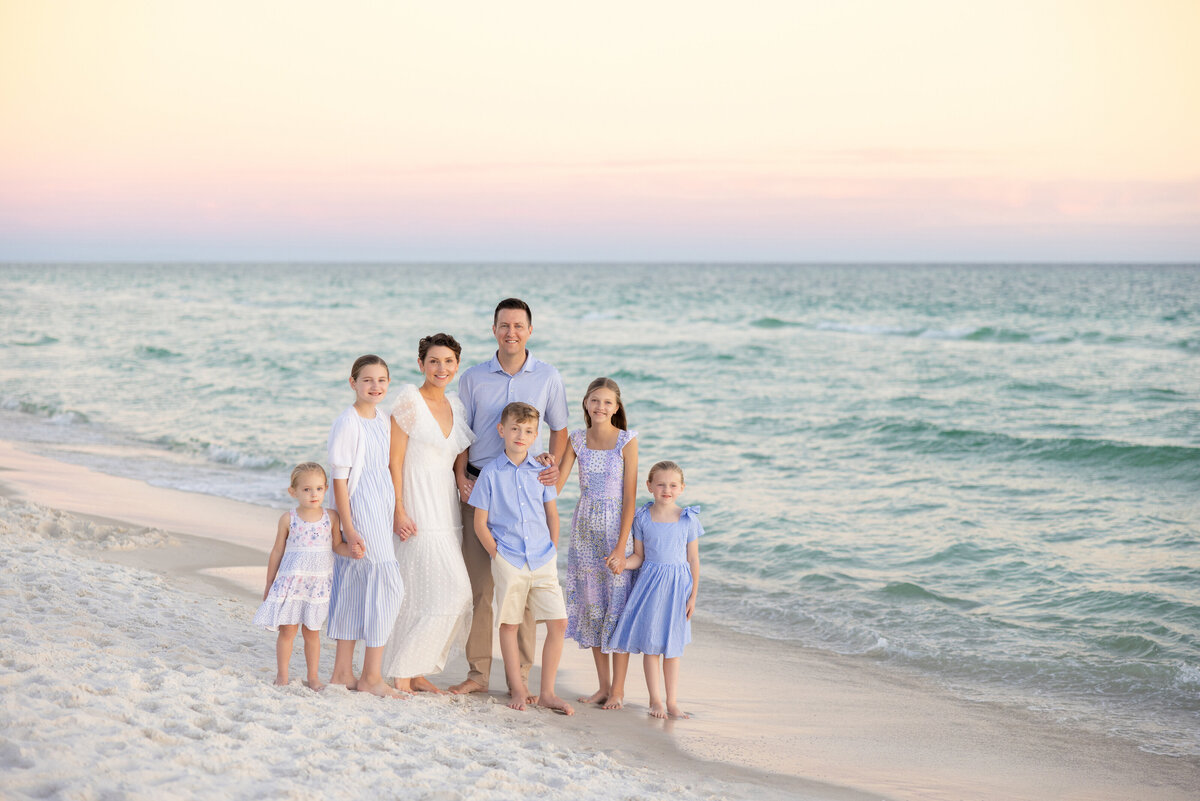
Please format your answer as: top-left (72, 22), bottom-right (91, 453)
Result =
top-left (382, 334), bottom-right (475, 693)
top-left (326, 354), bottom-right (406, 698)
top-left (608, 461), bottom-right (701, 719)
top-left (254, 462), bottom-right (361, 690)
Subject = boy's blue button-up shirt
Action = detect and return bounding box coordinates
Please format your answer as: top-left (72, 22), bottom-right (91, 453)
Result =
top-left (468, 452), bottom-right (558, 570)
top-left (458, 351), bottom-right (569, 470)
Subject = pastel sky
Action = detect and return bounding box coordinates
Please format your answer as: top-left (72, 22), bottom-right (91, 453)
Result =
top-left (2, 1), bottom-right (1198, 261)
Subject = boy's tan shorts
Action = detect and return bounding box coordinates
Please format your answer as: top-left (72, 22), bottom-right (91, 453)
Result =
top-left (491, 555), bottom-right (567, 625)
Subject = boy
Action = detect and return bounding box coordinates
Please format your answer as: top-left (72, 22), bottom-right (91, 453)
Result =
top-left (468, 402), bottom-right (574, 715)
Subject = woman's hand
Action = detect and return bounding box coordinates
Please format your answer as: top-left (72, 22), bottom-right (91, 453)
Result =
top-left (605, 547), bottom-right (627, 575)
top-left (457, 475), bottom-right (475, 504)
top-left (394, 509), bottom-right (418, 541)
top-left (685, 596), bottom-right (696, 620)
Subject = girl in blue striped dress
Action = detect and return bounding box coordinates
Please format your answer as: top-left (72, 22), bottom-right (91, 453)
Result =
top-left (326, 354), bottom-right (406, 697)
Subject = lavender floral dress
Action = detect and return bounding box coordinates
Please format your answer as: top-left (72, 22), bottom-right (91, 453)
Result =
top-left (565, 428), bottom-right (636, 651)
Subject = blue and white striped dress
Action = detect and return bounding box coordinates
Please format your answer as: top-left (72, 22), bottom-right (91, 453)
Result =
top-left (327, 409), bottom-right (404, 647)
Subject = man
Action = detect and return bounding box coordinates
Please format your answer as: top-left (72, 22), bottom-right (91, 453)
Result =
top-left (450, 298), bottom-right (568, 696)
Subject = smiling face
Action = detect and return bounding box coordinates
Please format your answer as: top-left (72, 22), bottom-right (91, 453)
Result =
top-left (419, 345), bottom-right (459, 390)
top-left (498, 417), bottom-right (540, 456)
top-left (492, 307), bottom-right (532, 361)
top-left (647, 467), bottom-right (685, 507)
top-left (350, 362), bottom-right (390, 407)
top-left (288, 470), bottom-right (327, 509)
top-left (585, 387), bottom-right (620, 428)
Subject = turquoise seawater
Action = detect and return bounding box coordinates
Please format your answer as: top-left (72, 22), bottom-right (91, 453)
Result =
top-left (2, 263), bottom-right (1198, 756)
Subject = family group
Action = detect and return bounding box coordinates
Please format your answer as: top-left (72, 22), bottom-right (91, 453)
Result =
top-left (253, 298), bottom-right (701, 719)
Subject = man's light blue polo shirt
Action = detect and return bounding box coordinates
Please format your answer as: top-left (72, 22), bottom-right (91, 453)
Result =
top-left (468, 452), bottom-right (558, 570)
top-left (458, 351), bottom-right (569, 471)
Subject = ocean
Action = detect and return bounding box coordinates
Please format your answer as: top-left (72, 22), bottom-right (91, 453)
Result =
top-left (1, 262), bottom-right (1197, 757)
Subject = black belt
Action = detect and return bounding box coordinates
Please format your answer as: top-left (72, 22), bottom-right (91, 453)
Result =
top-left (466, 463), bottom-right (481, 479)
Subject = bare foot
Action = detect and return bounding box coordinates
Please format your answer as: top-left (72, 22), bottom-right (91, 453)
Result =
top-left (578, 689), bottom-right (608, 705)
top-left (303, 678), bottom-right (325, 692)
top-left (649, 701), bottom-right (668, 719)
top-left (506, 687), bottom-right (539, 704)
top-left (666, 703), bottom-right (690, 719)
top-left (448, 678), bottom-right (487, 695)
top-left (328, 671), bottom-right (358, 690)
top-left (411, 676), bottom-right (444, 694)
top-left (536, 694), bottom-right (575, 716)
top-left (358, 680), bottom-right (408, 699)
top-left (601, 695), bottom-right (624, 710)
top-left (505, 680), bottom-right (532, 710)
top-left (273, 674), bottom-right (288, 686)
top-left (393, 678), bottom-right (413, 693)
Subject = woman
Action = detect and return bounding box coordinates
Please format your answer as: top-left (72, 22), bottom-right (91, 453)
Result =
top-left (381, 333), bottom-right (475, 693)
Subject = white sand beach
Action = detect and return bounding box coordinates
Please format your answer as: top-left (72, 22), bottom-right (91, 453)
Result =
top-left (1, 439), bottom-right (1196, 801)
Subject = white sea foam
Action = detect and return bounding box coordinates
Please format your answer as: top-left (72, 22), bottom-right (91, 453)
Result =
top-left (1174, 662), bottom-right (1200, 687)
top-left (205, 443), bottom-right (279, 470)
top-left (918, 327), bottom-right (976, 339)
top-left (815, 321), bottom-right (920, 336)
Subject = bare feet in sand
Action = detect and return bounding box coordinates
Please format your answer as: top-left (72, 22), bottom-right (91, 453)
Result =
top-left (507, 685), bottom-right (529, 711)
top-left (578, 689), bottom-right (608, 705)
top-left (649, 701), bottom-right (668, 719)
top-left (537, 694), bottom-right (575, 716)
top-left (328, 670), bottom-right (358, 690)
top-left (273, 675), bottom-right (289, 686)
top-left (448, 678), bottom-right (486, 694)
top-left (357, 680), bottom-right (408, 699)
top-left (303, 678), bottom-right (326, 692)
top-left (504, 690), bottom-right (539, 707)
top-left (601, 695), bottom-right (624, 710)
top-left (411, 676), bottom-right (444, 694)
top-left (665, 702), bottom-right (689, 719)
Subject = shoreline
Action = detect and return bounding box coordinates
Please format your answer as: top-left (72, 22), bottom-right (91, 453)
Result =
top-left (1, 439), bottom-right (1197, 800)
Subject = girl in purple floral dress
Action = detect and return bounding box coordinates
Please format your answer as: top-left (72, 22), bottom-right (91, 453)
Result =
top-left (555, 377), bottom-right (639, 709)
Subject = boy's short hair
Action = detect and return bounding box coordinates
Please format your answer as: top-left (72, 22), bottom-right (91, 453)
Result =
top-left (493, 298), bottom-right (532, 326)
top-left (500, 401), bottom-right (540, 426)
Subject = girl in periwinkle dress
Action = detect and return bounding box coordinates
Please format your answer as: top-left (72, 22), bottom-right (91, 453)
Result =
top-left (326, 354), bottom-right (406, 698)
top-left (556, 377), bottom-right (638, 709)
top-left (608, 460), bottom-right (701, 720)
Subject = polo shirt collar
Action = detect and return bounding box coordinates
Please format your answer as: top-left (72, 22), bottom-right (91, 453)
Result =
top-left (487, 350), bottom-right (538, 375)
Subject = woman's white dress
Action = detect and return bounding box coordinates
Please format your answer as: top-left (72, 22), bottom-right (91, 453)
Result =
top-left (380, 384), bottom-right (475, 678)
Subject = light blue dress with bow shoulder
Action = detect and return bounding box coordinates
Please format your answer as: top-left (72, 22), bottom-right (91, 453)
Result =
top-left (608, 503), bottom-right (701, 659)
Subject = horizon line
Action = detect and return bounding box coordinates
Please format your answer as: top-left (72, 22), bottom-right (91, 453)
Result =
top-left (2, 259), bottom-right (1198, 267)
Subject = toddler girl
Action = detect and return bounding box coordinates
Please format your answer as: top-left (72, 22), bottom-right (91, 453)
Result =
top-left (326, 354), bottom-right (406, 697)
top-left (254, 462), bottom-right (360, 690)
top-left (608, 461), bottom-right (701, 719)
top-left (556, 377), bottom-right (638, 709)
